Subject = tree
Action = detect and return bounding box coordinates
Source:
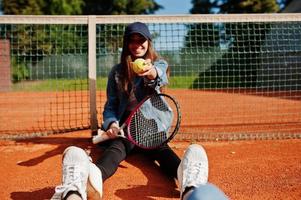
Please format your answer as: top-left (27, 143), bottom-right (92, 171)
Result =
top-left (82, 0), bottom-right (162, 15)
top-left (190, 0), bottom-right (217, 14)
top-left (190, 0), bottom-right (289, 14)
top-left (1, 0), bottom-right (162, 15)
top-left (1, 0), bottom-right (45, 15)
top-left (2, 0), bottom-right (84, 15)
top-left (187, 0), bottom-right (294, 89)
top-left (44, 0), bottom-right (84, 15)
top-left (219, 0), bottom-right (280, 13)
top-left (1, 0), bottom-right (164, 80)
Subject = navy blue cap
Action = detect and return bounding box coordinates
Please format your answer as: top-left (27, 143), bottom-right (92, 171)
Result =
top-left (124, 22), bottom-right (152, 41)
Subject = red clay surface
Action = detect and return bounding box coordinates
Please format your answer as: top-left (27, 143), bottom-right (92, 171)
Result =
top-left (0, 130), bottom-right (300, 200)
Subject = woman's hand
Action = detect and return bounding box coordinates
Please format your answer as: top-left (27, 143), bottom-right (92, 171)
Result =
top-left (138, 59), bottom-right (157, 79)
top-left (106, 122), bottom-right (120, 139)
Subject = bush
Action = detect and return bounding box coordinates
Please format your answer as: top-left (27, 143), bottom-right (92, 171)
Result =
top-left (11, 58), bottom-right (29, 83)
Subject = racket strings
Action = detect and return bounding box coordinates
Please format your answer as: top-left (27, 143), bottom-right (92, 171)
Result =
top-left (150, 95), bottom-right (170, 112)
top-left (128, 94), bottom-right (180, 149)
top-left (129, 110), bottom-right (167, 148)
top-left (152, 96), bottom-right (176, 138)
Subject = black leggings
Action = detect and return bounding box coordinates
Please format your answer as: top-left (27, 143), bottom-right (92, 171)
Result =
top-left (95, 138), bottom-right (180, 181)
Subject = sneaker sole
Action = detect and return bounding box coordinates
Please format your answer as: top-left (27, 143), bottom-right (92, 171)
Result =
top-left (87, 163), bottom-right (103, 200)
top-left (87, 179), bottom-right (102, 200)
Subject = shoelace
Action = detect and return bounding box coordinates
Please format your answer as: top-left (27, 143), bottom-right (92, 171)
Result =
top-left (51, 165), bottom-right (85, 199)
top-left (184, 162), bottom-right (208, 186)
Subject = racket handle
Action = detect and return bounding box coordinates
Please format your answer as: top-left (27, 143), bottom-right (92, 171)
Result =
top-left (92, 129), bottom-right (110, 144)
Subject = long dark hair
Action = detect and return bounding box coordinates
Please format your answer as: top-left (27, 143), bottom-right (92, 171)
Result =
top-left (120, 39), bottom-right (159, 94)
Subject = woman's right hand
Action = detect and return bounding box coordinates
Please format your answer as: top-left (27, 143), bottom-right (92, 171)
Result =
top-left (106, 122), bottom-right (120, 139)
top-left (138, 59), bottom-right (157, 80)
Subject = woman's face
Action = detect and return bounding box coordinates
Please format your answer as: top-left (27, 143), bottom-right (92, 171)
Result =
top-left (128, 33), bottom-right (149, 59)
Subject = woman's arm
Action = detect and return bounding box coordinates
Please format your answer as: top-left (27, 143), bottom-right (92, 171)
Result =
top-left (142, 59), bottom-right (169, 91)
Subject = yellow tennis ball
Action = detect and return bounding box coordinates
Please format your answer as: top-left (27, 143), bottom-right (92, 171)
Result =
top-left (132, 58), bottom-right (146, 74)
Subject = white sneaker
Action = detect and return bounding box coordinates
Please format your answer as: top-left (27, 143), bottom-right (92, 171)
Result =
top-left (177, 144), bottom-right (209, 199)
top-left (51, 146), bottom-right (90, 200)
top-left (87, 162), bottom-right (103, 200)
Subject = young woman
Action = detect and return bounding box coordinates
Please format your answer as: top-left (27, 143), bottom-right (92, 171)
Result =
top-left (51, 22), bottom-right (228, 200)
top-left (95, 21), bottom-right (180, 183)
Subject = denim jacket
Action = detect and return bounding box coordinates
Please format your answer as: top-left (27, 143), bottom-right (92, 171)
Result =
top-left (102, 59), bottom-right (169, 130)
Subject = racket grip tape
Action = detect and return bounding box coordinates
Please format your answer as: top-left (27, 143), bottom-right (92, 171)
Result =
top-left (92, 129), bottom-right (110, 144)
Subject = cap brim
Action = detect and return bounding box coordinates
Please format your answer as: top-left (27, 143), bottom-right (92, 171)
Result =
top-left (126, 31), bottom-right (151, 41)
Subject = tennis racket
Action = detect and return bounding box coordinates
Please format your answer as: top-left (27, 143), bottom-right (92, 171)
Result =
top-left (92, 93), bottom-right (181, 149)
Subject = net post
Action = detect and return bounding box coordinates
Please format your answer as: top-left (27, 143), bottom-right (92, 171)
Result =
top-left (88, 16), bottom-right (98, 136)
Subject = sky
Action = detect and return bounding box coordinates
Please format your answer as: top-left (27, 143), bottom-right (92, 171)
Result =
top-left (154, 0), bottom-right (193, 15)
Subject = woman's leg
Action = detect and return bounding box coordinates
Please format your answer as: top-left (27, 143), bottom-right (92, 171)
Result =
top-left (64, 192), bottom-right (82, 200)
top-left (185, 183), bottom-right (228, 200)
top-left (145, 144), bottom-right (181, 179)
top-left (178, 144), bottom-right (229, 200)
top-left (95, 138), bottom-right (135, 181)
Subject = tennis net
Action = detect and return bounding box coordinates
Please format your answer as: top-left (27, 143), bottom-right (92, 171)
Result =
top-left (0, 14), bottom-right (300, 140)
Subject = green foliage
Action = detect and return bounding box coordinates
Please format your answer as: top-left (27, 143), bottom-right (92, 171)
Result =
top-left (190, 0), bottom-right (285, 14)
top-left (2, 0), bottom-right (84, 15)
top-left (45, 0), bottom-right (84, 15)
top-left (11, 58), bottom-right (29, 83)
top-left (2, 0), bottom-right (163, 67)
top-left (126, 0), bottom-right (162, 14)
top-left (189, 22), bottom-right (271, 89)
top-left (10, 24), bottom-right (87, 62)
top-left (2, 0), bottom-right (162, 15)
top-left (221, 0), bottom-right (280, 13)
top-left (184, 24), bottom-right (220, 48)
top-left (2, 0), bottom-right (44, 15)
top-left (97, 24), bottom-right (125, 54)
top-left (190, 0), bottom-right (216, 14)
top-left (188, 0), bottom-right (285, 89)
top-left (82, 0), bottom-right (162, 15)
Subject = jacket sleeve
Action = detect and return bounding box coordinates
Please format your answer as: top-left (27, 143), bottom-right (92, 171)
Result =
top-left (143, 59), bottom-right (169, 91)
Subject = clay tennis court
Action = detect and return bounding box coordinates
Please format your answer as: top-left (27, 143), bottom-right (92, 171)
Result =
top-left (0, 131), bottom-right (300, 200)
top-left (0, 89), bottom-right (301, 199)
